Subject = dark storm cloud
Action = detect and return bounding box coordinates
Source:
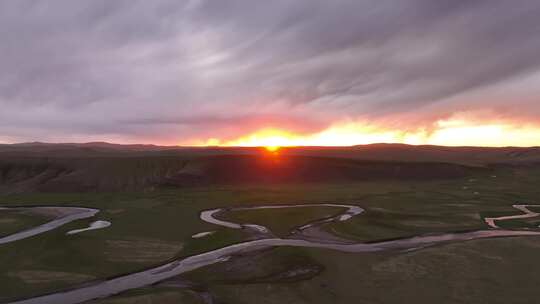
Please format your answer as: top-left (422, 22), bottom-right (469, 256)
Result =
top-left (1, 0), bottom-right (540, 143)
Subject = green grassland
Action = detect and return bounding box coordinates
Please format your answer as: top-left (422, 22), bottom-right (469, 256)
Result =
top-left (221, 205), bottom-right (346, 237)
top-left (0, 163), bottom-right (539, 303)
top-left (0, 211), bottom-right (50, 238)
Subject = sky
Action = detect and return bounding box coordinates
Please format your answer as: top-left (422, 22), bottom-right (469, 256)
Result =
top-left (1, 0), bottom-right (540, 147)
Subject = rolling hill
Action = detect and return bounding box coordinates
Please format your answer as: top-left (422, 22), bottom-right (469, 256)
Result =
top-left (0, 143), bottom-right (538, 193)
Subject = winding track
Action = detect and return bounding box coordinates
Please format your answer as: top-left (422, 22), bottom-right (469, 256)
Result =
top-left (3, 203), bottom-right (540, 304)
top-left (200, 204), bottom-right (363, 237)
top-left (484, 205), bottom-right (540, 228)
top-left (0, 207), bottom-right (99, 245)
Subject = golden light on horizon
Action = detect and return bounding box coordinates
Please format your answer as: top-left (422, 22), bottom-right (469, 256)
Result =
top-left (192, 119), bottom-right (540, 148)
top-left (265, 145), bottom-right (281, 152)
top-left (223, 128), bottom-right (301, 147)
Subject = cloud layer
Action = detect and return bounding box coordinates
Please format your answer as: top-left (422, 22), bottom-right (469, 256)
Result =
top-left (1, 0), bottom-right (540, 144)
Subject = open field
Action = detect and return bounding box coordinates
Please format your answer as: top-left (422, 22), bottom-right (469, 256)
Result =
top-left (1, 144), bottom-right (540, 303)
top-left (0, 211), bottom-right (50, 239)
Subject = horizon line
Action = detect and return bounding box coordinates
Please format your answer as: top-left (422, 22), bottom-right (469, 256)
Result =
top-left (1, 141), bottom-right (539, 149)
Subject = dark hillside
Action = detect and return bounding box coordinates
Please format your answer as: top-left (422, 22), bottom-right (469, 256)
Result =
top-left (0, 153), bottom-right (488, 193)
top-left (0, 143), bottom-right (537, 193)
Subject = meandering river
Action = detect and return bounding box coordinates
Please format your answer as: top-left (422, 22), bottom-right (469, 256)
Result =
top-left (0, 207), bottom-right (99, 245)
top-left (2, 203), bottom-right (540, 304)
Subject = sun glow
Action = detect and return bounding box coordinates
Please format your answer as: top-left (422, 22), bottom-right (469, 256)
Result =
top-left (193, 120), bottom-right (540, 148)
top-left (224, 128), bottom-right (302, 147)
top-left (265, 145), bottom-right (280, 152)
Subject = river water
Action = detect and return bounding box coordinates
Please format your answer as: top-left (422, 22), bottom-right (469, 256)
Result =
top-left (3, 203), bottom-right (540, 304)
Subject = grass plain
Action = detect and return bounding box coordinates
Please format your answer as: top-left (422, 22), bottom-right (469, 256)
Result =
top-left (0, 144), bottom-right (540, 303)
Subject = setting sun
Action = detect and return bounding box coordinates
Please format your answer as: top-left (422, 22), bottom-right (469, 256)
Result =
top-left (223, 128), bottom-right (301, 147)
top-left (265, 145), bottom-right (280, 152)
